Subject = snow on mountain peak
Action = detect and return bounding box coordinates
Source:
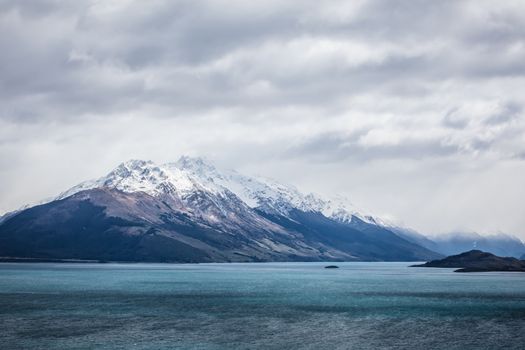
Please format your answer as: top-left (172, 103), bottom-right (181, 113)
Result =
top-left (175, 156), bottom-right (217, 173)
top-left (52, 156), bottom-right (377, 225)
top-left (58, 159), bottom-right (195, 200)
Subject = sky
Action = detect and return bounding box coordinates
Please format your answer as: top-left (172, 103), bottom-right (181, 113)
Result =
top-left (1, 0), bottom-right (525, 238)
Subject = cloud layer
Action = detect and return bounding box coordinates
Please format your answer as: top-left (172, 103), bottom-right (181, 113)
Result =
top-left (1, 0), bottom-right (525, 237)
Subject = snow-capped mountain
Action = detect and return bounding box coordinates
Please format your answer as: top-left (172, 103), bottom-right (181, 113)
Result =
top-left (0, 157), bottom-right (441, 262)
top-left (54, 157), bottom-right (376, 226)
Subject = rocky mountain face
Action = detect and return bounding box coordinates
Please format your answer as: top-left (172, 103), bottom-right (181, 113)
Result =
top-left (0, 157), bottom-right (441, 263)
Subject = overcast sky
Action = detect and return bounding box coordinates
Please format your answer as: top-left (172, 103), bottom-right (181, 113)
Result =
top-left (1, 0), bottom-right (525, 238)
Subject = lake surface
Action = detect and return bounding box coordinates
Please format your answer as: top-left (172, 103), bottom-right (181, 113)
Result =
top-left (1, 262), bottom-right (524, 349)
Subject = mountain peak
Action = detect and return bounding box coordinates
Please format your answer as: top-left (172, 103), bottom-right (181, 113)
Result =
top-left (173, 156), bottom-right (217, 173)
top-left (120, 159), bottom-right (154, 168)
top-left (32, 156), bottom-right (380, 228)
top-left (0, 156), bottom-right (442, 263)
top-left (111, 159), bottom-right (156, 175)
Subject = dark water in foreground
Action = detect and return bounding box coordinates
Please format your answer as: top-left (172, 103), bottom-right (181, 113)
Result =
top-left (1, 262), bottom-right (524, 349)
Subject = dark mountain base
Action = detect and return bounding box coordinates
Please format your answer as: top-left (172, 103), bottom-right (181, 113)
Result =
top-left (0, 188), bottom-right (441, 263)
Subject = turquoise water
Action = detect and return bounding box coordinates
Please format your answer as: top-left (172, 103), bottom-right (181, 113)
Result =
top-left (1, 262), bottom-right (524, 349)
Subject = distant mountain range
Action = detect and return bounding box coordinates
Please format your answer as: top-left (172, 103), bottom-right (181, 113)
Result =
top-left (393, 228), bottom-right (525, 259)
top-left (0, 157), bottom-right (523, 262)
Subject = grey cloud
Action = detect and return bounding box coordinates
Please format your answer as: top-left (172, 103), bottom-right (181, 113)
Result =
top-left (1, 0), bottom-right (525, 237)
top-left (0, 0), bottom-right (81, 17)
top-left (1, 0), bottom-right (524, 124)
top-left (442, 109), bottom-right (470, 129)
top-left (514, 152), bottom-right (525, 160)
top-left (484, 102), bottom-right (522, 125)
top-left (286, 130), bottom-right (461, 163)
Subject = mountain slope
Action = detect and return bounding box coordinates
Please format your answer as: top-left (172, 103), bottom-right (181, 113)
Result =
top-left (0, 157), bottom-right (441, 262)
top-left (0, 188), bottom-right (339, 262)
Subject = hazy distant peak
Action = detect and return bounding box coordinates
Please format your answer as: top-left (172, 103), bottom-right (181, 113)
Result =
top-left (118, 159), bottom-right (155, 169)
top-left (173, 156), bottom-right (217, 173)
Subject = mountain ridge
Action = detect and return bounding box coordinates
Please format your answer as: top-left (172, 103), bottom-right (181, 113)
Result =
top-left (0, 157), bottom-right (440, 262)
top-left (395, 227), bottom-right (525, 259)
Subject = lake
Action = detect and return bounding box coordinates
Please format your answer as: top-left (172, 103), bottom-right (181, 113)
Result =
top-left (1, 262), bottom-right (524, 349)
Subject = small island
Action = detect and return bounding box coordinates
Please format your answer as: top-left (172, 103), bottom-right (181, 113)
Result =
top-left (324, 265), bottom-right (339, 269)
top-left (412, 250), bottom-right (525, 273)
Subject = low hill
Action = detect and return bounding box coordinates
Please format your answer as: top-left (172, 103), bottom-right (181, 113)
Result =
top-left (412, 250), bottom-right (525, 272)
